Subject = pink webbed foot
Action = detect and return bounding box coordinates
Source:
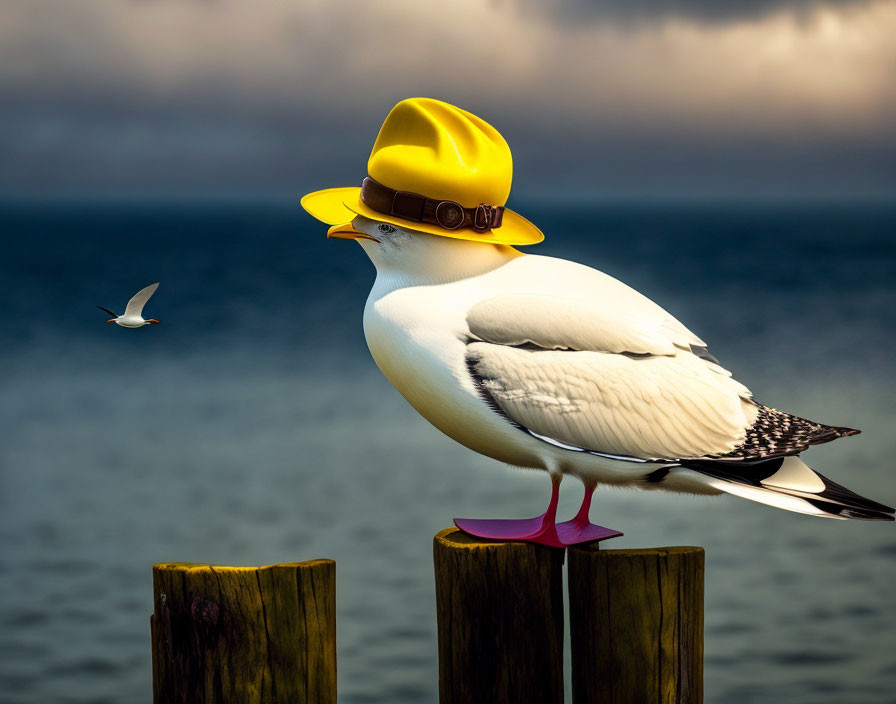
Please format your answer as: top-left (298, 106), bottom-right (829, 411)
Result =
top-left (454, 515), bottom-right (567, 548)
top-left (454, 479), bottom-right (622, 548)
top-left (555, 482), bottom-right (622, 544)
top-left (553, 519), bottom-right (622, 544)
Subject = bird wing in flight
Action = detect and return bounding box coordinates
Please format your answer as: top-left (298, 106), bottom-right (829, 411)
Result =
top-left (96, 305), bottom-right (118, 317)
top-left (465, 289), bottom-right (755, 460)
top-left (124, 282), bottom-right (159, 318)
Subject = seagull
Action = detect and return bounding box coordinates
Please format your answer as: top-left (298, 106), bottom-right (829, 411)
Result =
top-left (97, 282), bottom-right (160, 328)
top-left (302, 97), bottom-right (893, 546)
top-left (323, 216), bottom-right (894, 545)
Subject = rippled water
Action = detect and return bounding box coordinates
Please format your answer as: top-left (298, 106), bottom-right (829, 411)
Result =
top-left (1, 201), bottom-right (894, 703)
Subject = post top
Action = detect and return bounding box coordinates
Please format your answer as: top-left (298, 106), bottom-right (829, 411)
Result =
top-left (436, 528), bottom-right (704, 557)
top-left (435, 527), bottom-right (566, 551)
top-left (153, 559), bottom-right (335, 573)
top-left (568, 544), bottom-right (704, 556)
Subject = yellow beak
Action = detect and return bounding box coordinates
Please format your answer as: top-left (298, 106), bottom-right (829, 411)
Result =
top-left (326, 223), bottom-right (379, 242)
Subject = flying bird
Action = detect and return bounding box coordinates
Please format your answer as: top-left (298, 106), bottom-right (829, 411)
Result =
top-left (302, 98), bottom-right (893, 547)
top-left (97, 282), bottom-right (160, 328)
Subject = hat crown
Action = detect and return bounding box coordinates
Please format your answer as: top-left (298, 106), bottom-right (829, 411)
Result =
top-left (367, 98), bottom-right (512, 209)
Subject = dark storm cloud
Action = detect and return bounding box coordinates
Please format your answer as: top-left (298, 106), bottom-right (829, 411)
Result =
top-left (514, 0), bottom-right (871, 25)
top-left (4, 100), bottom-right (893, 200)
top-left (0, 0), bottom-right (893, 199)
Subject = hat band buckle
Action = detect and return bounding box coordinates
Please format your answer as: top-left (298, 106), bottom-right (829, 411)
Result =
top-left (360, 177), bottom-right (504, 232)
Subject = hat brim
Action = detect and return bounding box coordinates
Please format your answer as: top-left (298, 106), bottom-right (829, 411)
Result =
top-left (300, 187), bottom-right (543, 246)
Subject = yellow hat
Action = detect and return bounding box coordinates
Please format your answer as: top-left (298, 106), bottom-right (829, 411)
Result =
top-left (301, 98), bottom-right (543, 246)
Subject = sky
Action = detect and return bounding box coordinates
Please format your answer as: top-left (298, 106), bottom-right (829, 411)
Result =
top-left (1, 0), bottom-right (894, 200)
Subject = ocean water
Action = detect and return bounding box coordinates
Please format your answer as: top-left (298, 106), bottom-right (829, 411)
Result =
top-left (1, 200), bottom-right (894, 703)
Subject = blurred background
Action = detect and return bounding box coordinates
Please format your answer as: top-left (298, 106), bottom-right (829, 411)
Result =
top-left (1, 1), bottom-right (894, 703)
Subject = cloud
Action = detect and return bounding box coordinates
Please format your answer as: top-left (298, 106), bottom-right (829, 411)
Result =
top-left (0, 0), bottom-right (893, 197)
top-left (512, 0), bottom-right (873, 26)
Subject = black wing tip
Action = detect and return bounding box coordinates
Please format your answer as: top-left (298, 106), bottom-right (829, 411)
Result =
top-left (814, 472), bottom-right (894, 515)
top-left (682, 457), bottom-right (894, 520)
top-left (807, 499), bottom-right (895, 521)
top-left (835, 426), bottom-right (861, 438)
top-left (831, 507), bottom-right (893, 522)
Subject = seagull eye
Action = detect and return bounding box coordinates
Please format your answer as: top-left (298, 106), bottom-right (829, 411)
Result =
top-left (377, 223), bottom-right (396, 235)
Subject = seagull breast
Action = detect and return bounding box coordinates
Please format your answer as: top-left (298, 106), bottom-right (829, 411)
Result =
top-left (363, 272), bottom-right (549, 469)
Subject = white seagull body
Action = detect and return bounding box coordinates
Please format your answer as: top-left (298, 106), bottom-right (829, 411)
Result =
top-left (332, 216), bottom-right (893, 539)
top-left (97, 282), bottom-right (160, 328)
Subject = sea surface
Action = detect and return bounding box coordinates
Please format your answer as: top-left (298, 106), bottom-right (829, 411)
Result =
top-left (1, 200), bottom-right (894, 703)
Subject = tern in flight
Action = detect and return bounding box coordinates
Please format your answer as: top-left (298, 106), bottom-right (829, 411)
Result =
top-left (97, 282), bottom-right (160, 328)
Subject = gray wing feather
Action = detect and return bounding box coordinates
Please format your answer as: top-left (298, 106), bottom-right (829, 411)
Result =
top-left (124, 282), bottom-right (159, 317)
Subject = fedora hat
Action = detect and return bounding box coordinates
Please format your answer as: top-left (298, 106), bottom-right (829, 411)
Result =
top-left (301, 98), bottom-right (543, 246)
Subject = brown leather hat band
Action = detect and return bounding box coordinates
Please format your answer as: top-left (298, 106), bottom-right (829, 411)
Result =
top-left (359, 177), bottom-right (504, 232)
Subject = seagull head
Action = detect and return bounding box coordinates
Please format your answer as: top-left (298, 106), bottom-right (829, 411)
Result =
top-left (327, 216), bottom-right (521, 284)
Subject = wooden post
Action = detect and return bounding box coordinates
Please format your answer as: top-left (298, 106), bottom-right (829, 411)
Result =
top-left (151, 560), bottom-right (336, 704)
top-left (568, 545), bottom-right (704, 704)
top-left (433, 527), bottom-right (565, 704)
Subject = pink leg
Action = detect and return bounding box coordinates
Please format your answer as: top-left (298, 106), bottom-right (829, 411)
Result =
top-left (573, 482), bottom-right (594, 524)
top-left (555, 481), bottom-right (623, 544)
top-left (454, 474), bottom-right (566, 548)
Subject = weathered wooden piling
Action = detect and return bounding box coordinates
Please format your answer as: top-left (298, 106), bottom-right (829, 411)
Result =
top-left (433, 527), bottom-right (565, 704)
top-left (151, 560), bottom-right (336, 704)
top-left (567, 545), bottom-right (704, 704)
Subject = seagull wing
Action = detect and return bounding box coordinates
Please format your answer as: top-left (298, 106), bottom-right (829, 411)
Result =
top-left (459, 257), bottom-right (884, 519)
top-left (124, 282), bottom-right (159, 318)
top-left (465, 287), bottom-right (755, 460)
top-left (469, 254), bottom-right (713, 357)
top-left (467, 294), bottom-right (702, 357)
top-left (96, 306), bottom-right (118, 317)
